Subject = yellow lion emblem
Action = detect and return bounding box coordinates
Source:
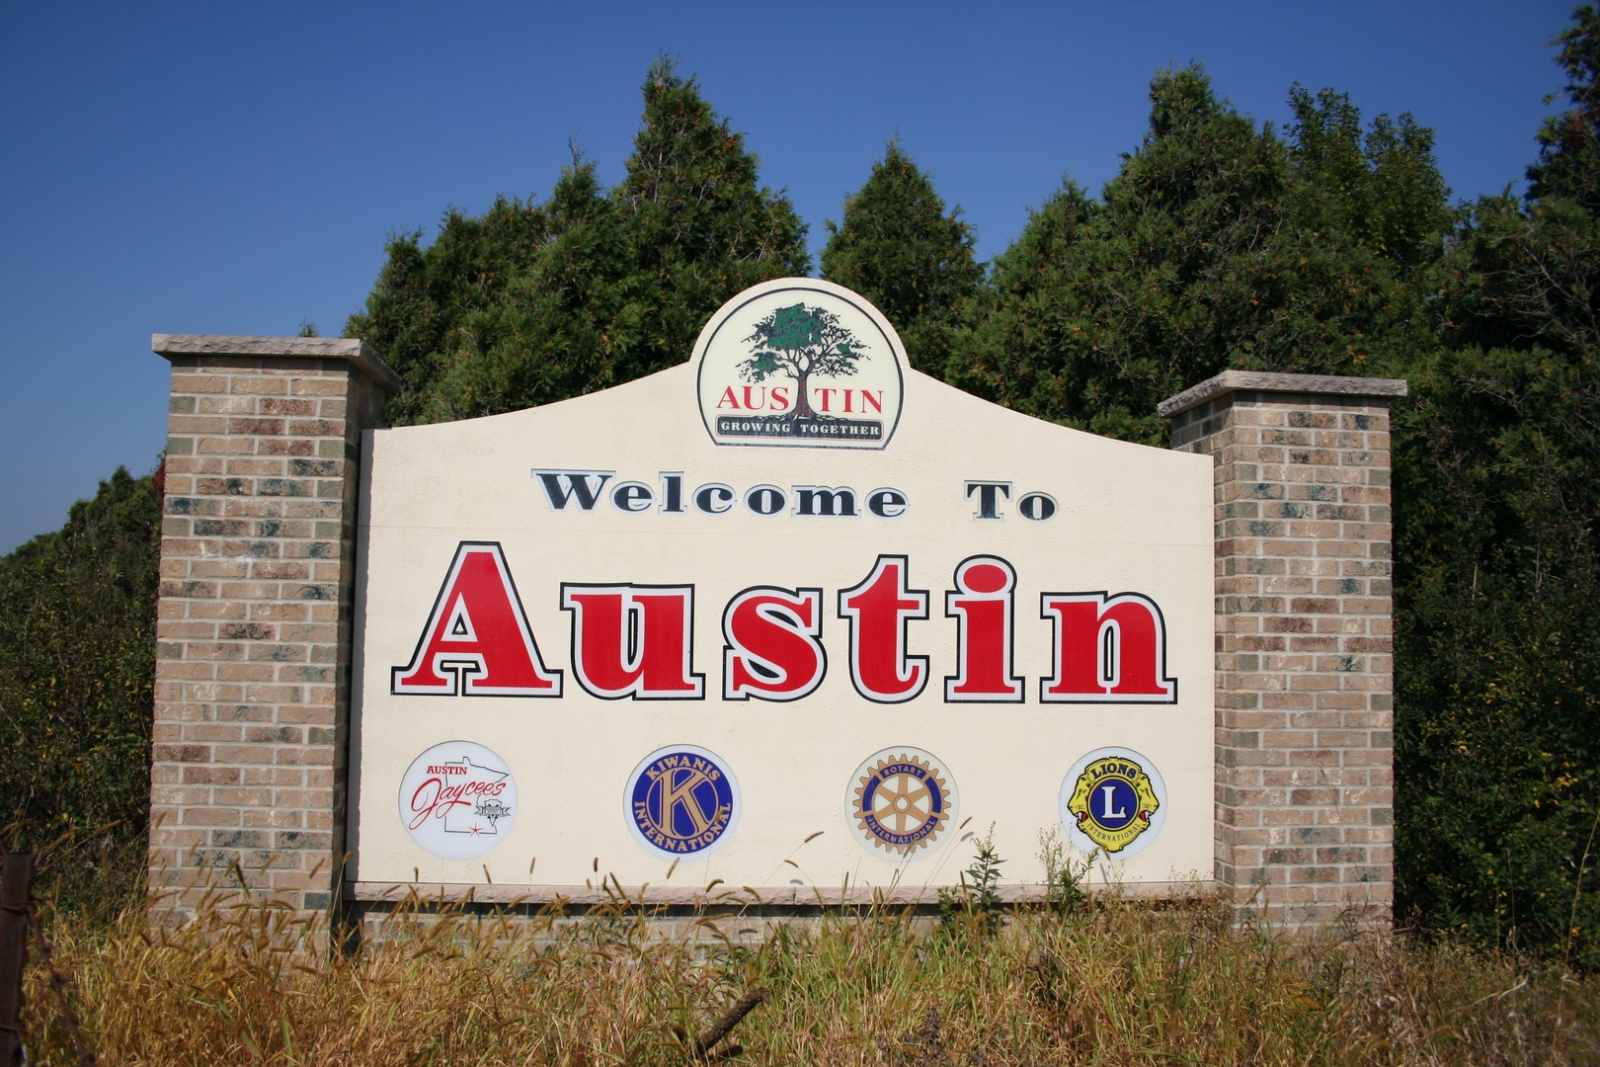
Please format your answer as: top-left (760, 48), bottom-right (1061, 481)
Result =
top-left (1066, 756), bottom-right (1160, 854)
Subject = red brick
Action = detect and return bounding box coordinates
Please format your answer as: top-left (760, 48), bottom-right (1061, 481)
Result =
top-left (1171, 380), bottom-right (1397, 927)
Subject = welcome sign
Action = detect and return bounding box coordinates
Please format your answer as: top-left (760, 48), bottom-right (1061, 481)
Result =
top-left (347, 278), bottom-right (1214, 900)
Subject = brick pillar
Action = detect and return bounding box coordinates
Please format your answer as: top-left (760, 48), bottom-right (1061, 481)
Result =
top-left (148, 335), bottom-right (398, 927)
top-left (1159, 370), bottom-right (1407, 925)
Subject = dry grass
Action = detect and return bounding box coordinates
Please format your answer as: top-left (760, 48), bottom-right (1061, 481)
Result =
top-left (16, 888), bottom-right (1600, 1066)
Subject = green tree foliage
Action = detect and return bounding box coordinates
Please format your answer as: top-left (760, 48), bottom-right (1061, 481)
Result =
top-left (1529, 5), bottom-right (1600, 213)
top-left (344, 193), bottom-right (557, 424)
top-left (617, 59), bottom-right (812, 375)
top-left (1394, 5), bottom-right (1600, 966)
top-left (347, 59), bottom-right (809, 426)
top-left (820, 142), bottom-right (982, 375)
top-left (914, 37), bottom-right (1599, 961)
top-left (1395, 342), bottom-right (1600, 965)
top-left (946, 66), bottom-right (1450, 443)
top-left (0, 465), bottom-right (161, 914)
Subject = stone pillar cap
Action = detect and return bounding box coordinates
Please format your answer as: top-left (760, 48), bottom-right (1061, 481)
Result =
top-left (1157, 369), bottom-right (1407, 419)
top-left (152, 334), bottom-right (402, 395)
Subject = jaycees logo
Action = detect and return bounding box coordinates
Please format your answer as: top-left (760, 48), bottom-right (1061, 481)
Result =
top-left (624, 745), bottom-right (741, 860)
top-left (1060, 747), bottom-right (1167, 859)
top-left (398, 740), bottom-right (518, 860)
top-left (696, 279), bottom-right (905, 449)
top-left (847, 747), bottom-right (958, 858)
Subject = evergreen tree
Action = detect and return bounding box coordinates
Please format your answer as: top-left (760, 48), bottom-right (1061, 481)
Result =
top-left (1432, 4), bottom-right (1596, 364)
top-left (385, 162), bottom-right (646, 424)
top-left (947, 66), bottom-right (1449, 443)
top-left (1394, 5), bottom-right (1600, 965)
top-left (345, 193), bottom-right (553, 425)
top-left (1, 465), bottom-right (162, 915)
top-left (615, 58), bottom-right (811, 384)
top-left (941, 179), bottom-right (1102, 424)
top-left (347, 59), bottom-right (809, 426)
top-left (820, 142), bottom-right (982, 375)
top-left (1286, 85), bottom-right (1452, 281)
top-left (1528, 5), bottom-right (1600, 213)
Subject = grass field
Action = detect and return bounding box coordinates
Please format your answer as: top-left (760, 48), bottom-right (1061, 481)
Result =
top-left (15, 887), bottom-right (1600, 1066)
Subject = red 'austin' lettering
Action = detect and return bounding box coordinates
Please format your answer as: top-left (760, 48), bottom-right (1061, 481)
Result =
top-left (722, 587), bottom-right (826, 701)
top-left (838, 555), bottom-right (928, 703)
top-left (561, 584), bottom-right (704, 699)
top-left (1039, 592), bottom-right (1177, 703)
top-left (945, 555), bottom-right (1023, 702)
top-left (391, 542), bottom-right (562, 696)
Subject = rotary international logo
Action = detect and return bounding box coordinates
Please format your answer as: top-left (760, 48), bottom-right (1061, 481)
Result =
top-left (624, 745), bottom-right (741, 860)
top-left (847, 747), bottom-right (958, 858)
top-left (1061, 747), bottom-right (1167, 858)
top-left (695, 278), bottom-right (905, 450)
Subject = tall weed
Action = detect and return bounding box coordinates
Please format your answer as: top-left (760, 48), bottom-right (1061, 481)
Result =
top-left (15, 888), bottom-right (1598, 1065)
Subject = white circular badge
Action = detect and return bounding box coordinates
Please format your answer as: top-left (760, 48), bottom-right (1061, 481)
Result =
top-left (845, 746), bottom-right (959, 860)
top-left (623, 744), bottom-right (742, 861)
top-left (694, 278), bottom-right (907, 451)
top-left (1059, 746), bottom-right (1168, 860)
top-left (398, 740), bottom-right (518, 860)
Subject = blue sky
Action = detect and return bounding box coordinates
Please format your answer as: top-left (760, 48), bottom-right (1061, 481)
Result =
top-left (0, 0), bottom-right (1579, 553)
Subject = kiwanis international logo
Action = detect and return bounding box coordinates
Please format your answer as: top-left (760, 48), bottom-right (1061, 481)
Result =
top-left (695, 279), bottom-right (905, 450)
top-left (625, 745), bottom-right (741, 860)
top-left (398, 740), bottom-right (518, 861)
top-left (847, 747), bottom-right (958, 858)
top-left (1061, 748), bottom-right (1167, 858)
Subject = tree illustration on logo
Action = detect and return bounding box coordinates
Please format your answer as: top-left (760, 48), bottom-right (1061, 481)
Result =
top-left (739, 303), bottom-right (869, 420)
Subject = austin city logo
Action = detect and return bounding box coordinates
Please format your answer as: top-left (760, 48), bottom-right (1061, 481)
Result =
top-left (696, 280), bottom-right (904, 450)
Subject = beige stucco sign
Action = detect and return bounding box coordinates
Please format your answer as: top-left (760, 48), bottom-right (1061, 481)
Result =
top-left (348, 278), bottom-right (1215, 901)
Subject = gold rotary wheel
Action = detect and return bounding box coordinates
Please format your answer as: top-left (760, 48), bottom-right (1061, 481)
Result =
top-left (854, 755), bottom-right (949, 855)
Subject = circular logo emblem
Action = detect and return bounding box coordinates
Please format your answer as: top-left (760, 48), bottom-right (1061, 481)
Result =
top-left (398, 740), bottom-right (517, 860)
top-left (847, 747), bottom-right (958, 858)
top-left (694, 278), bottom-right (906, 450)
top-left (624, 745), bottom-right (741, 860)
top-left (1060, 747), bottom-right (1167, 858)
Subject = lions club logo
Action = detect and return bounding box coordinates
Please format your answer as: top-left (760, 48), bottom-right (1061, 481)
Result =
top-left (625, 745), bottom-right (741, 860)
top-left (695, 278), bottom-right (905, 450)
top-left (1061, 747), bottom-right (1167, 858)
top-left (398, 740), bottom-right (518, 861)
top-left (847, 747), bottom-right (958, 858)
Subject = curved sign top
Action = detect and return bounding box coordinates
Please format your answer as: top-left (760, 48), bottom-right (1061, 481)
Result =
top-left (695, 278), bottom-right (906, 450)
top-left (350, 275), bottom-right (1215, 895)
